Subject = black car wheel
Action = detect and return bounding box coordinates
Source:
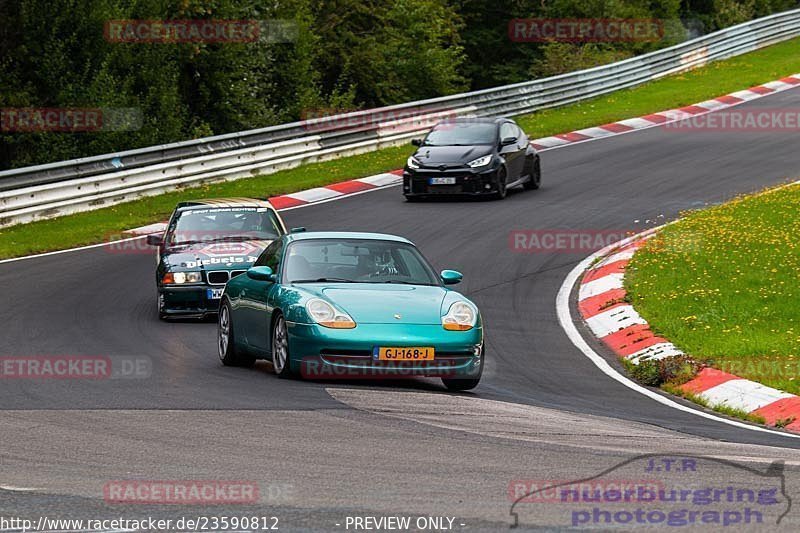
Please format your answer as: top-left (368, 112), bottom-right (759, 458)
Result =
top-left (493, 167), bottom-right (508, 199)
top-left (157, 292), bottom-right (167, 320)
top-left (523, 157), bottom-right (541, 190)
top-left (404, 195), bottom-right (422, 203)
top-left (441, 356), bottom-right (483, 392)
top-left (272, 314), bottom-right (294, 378)
top-left (218, 300), bottom-right (255, 367)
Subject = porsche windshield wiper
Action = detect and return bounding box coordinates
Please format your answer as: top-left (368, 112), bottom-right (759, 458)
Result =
top-left (291, 277), bottom-right (358, 283)
top-left (382, 280), bottom-right (433, 286)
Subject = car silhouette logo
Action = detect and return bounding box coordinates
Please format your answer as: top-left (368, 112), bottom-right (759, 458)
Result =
top-left (394, 314), bottom-right (402, 320)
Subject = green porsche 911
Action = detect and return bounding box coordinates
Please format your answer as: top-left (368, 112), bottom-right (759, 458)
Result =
top-left (217, 232), bottom-right (484, 391)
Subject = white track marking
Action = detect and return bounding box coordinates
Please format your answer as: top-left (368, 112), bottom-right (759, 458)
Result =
top-left (728, 89), bottom-right (763, 101)
top-left (615, 117), bottom-right (659, 129)
top-left (573, 126), bottom-right (617, 138)
top-left (357, 172), bottom-right (402, 187)
top-left (578, 273), bottom-right (624, 300)
top-left (627, 342), bottom-right (685, 364)
top-left (285, 187), bottom-right (343, 203)
top-left (584, 304), bottom-right (647, 337)
top-left (699, 379), bottom-right (795, 413)
top-left (556, 230), bottom-right (800, 439)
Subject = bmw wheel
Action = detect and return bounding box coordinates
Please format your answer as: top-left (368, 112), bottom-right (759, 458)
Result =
top-left (218, 300), bottom-right (254, 367)
top-left (272, 314), bottom-right (294, 378)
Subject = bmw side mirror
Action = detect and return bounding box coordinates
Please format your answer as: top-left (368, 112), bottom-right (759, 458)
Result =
top-left (441, 270), bottom-right (463, 285)
top-left (146, 234), bottom-right (163, 246)
top-left (411, 138), bottom-right (423, 147)
top-left (500, 136), bottom-right (517, 146)
top-left (247, 266), bottom-right (276, 282)
top-left (291, 227), bottom-right (307, 233)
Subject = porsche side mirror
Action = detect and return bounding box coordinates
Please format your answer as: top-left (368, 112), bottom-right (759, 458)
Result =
top-left (247, 266), bottom-right (276, 282)
top-left (441, 270), bottom-right (463, 285)
top-left (411, 138), bottom-right (423, 147)
top-left (146, 234), bottom-right (163, 246)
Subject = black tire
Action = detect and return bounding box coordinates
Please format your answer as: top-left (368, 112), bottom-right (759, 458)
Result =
top-left (405, 195), bottom-right (422, 202)
top-left (441, 355), bottom-right (483, 392)
top-left (493, 167), bottom-right (508, 199)
top-left (218, 300), bottom-right (255, 367)
top-left (271, 313), bottom-right (294, 378)
top-left (157, 292), bottom-right (168, 320)
top-left (523, 157), bottom-right (541, 190)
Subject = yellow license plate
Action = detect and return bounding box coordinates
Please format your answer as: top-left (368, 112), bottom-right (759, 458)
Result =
top-left (375, 347), bottom-right (435, 361)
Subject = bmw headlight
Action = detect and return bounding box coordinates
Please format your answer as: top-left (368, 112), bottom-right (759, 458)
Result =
top-left (442, 301), bottom-right (477, 331)
top-left (466, 155), bottom-right (492, 168)
top-left (306, 298), bottom-right (356, 329)
top-left (163, 271), bottom-right (202, 284)
top-left (407, 156), bottom-right (421, 169)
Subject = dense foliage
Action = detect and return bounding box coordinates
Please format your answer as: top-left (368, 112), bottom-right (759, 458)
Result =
top-left (0, 0), bottom-right (795, 168)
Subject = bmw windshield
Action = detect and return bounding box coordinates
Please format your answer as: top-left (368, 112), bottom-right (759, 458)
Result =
top-left (285, 239), bottom-right (440, 286)
top-left (168, 207), bottom-right (283, 246)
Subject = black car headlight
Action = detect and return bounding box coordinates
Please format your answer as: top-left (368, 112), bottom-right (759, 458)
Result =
top-left (466, 155), bottom-right (492, 168)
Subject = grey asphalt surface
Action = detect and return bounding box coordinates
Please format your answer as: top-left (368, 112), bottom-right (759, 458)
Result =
top-left (3, 85), bottom-right (800, 530)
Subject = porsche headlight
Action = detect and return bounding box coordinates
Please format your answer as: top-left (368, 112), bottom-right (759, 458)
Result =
top-left (407, 156), bottom-right (421, 169)
top-left (306, 298), bottom-right (356, 329)
top-left (442, 301), bottom-right (477, 331)
top-left (466, 155), bottom-right (492, 168)
top-left (163, 271), bottom-right (202, 284)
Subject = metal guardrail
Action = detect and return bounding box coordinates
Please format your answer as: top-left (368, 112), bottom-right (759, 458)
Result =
top-left (2, 9), bottom-right (800, 226)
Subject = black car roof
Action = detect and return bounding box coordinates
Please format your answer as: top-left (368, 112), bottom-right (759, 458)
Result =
top-left (439, 116), bottom-right (511, 125)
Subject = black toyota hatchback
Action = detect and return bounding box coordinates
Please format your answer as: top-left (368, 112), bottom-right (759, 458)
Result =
top-left (402, 117), bottom-right (540, 200)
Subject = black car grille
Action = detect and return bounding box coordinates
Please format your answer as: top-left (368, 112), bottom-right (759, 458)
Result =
top-left (207, 270), bottom-right (247, 285)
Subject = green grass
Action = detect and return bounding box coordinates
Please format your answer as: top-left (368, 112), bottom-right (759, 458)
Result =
top-left (627, 184), bottom-right (800, 395)
top-left (4, 36), bottom-right (800, 259)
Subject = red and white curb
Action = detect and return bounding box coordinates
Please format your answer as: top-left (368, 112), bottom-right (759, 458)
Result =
top-left (127, 73), bottom-right (800, 236)
top-left (268, 170), bottom-right (404, 210)
top-left (530, 74), bottom-right (800, 150)
top-left (578, 233), bottom-right (800, 433)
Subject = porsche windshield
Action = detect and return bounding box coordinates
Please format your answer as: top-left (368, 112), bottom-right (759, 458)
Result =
top-left (285, 239), bottom-right (439, 286)
top-left (169, 207), bottom-right (283, 245)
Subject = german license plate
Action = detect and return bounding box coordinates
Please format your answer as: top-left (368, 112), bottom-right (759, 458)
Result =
top-left (429, 177), bottom-right (456, 185)
top-left (374, 347), bottom-right (435, 361)
top-left (207, 288), bottom-right (224, 300)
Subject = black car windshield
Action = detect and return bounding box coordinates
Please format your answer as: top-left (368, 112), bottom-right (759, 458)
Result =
top-left (423, 122), bottom-right (496, 146)
top-left (285, 239), bottom-right (440, 286)
top-left (168, 207), bottom-right (283, 245)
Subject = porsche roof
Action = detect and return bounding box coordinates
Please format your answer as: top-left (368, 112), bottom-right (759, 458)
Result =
top-left (284, 231), bottom-right (413, 244)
